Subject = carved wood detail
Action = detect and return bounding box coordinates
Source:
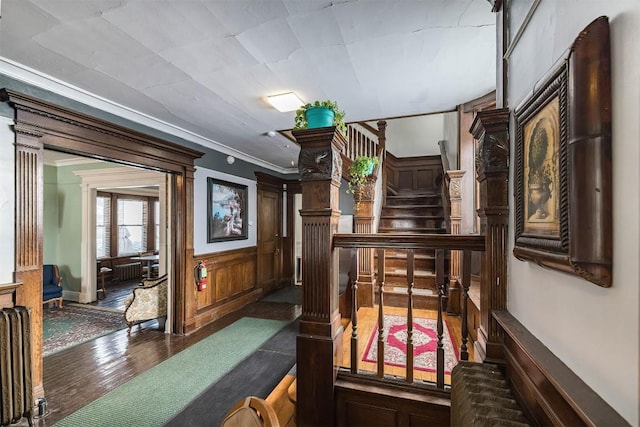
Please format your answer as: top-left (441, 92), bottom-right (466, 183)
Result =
top-left (292, 127), bottom-right (346, 427)
top-left (470, 108), bottom-right (509, 363)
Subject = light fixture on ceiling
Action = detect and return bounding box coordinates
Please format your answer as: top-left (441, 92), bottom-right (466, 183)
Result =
top-left (266, 130), bottom-right (277, 137)
top-left (267, 92), bottom-right (303, 112)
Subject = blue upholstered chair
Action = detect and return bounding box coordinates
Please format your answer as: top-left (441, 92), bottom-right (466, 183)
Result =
top-left (43, 264), bottom-right (63, 308)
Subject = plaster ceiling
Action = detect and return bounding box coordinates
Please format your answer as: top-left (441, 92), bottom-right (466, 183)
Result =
top-left (0, 0), bottom-right (495, 172)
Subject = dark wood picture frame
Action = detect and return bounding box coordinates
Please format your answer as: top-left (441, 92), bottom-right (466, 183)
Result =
top-left (207, 177), bottom-right (248, 243)
top-left (513, 16), bottom-right (612, 287)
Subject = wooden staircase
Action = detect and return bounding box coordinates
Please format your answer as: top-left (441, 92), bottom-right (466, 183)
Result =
top-left (376, 191), bottom-right (448, 309)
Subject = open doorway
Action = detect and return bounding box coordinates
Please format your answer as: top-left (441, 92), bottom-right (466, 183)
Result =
top-left (42, 149), bottom-right (172, 332)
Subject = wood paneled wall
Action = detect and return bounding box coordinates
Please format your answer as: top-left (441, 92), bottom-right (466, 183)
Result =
top-left (385, 153), bottom-right (443, 194)
top-left (191, 247), bottom-right (260, 330)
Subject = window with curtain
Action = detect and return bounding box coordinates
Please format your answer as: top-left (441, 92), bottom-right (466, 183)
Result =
top-left (96, 195), bottom-right (111, 259)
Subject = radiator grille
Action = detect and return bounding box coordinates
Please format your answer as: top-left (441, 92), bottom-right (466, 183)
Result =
top-left (115, 262), bottom-right (142, 282)
top-left (0, 306), bottom-right (33, 426)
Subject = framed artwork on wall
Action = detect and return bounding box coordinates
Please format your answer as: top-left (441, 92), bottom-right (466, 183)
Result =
top-left (207, 177), bottom-right (248, 242)
top-left (513, 16), bottom-right (612, 287)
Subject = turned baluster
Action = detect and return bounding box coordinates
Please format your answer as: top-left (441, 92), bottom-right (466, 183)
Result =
top-left (377, 248), bottom-right (386, 378)
top-left (460, 250), bottom-right (472, 361)
top-left (350, 248), bottom-right (360, 373)
top-left (406, 250), bottom-right (415, 383)
top-left (436, 249), bottom-right (445, 389)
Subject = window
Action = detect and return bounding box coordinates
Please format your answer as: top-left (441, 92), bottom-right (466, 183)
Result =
top-left (154, 200), bottom-right (160, 251)
top-left (118, 199), bottom-right (147, 255)
top-left (96, 196), bottom-right (111, 259)
top-left (96, 192), bottom-right (158, 258)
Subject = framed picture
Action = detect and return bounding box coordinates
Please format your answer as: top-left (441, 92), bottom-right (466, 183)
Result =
top-left (513, 16), bottom-right (612, 287)
top-left (207, 178), bottom-right (248, 242)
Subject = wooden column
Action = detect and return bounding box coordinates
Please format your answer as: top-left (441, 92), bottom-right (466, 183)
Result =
top-left (293, 126), bottom-right (345, 427)
top-left (353, 178), bottom-right (375, 307)
top-left (14, 127), bottom-right (45, 400)
top-left (470, 109), bottom-right (509, 363)
top-left (446, 170), bottom-right (465, 315)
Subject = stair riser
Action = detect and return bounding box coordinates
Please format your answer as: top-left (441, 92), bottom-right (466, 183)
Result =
top-left (375, 293), bottom-right (442, 311)
top-left (386, 196), bottom-right (441, 206)
top-left (379, 218), bottom-right (445, 229)
top-left (379, 275), bottom-right (436, 288)
top-left (378, 227), bottom-right (447, 234)
top-left (382, 207), bottom-right (444, 217)
top-left (380, 258), bottom-right (434, 270)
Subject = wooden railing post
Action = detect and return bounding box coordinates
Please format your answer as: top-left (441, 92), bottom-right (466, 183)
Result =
top-left (292, 126), bottom-right (345, 427)
top-left (353, 178), bottom-right (376, 307)
top-left (470, 108), bottom-right (510, 364)
top-left (446, 170), bottom-right (465, 315)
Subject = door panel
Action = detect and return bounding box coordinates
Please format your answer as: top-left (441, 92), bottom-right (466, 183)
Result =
top-left (257, 189), bottom-right (281, 292)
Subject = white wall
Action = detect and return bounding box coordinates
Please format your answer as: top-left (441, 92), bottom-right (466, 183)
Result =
top-left (385, 113), bottom-right (445, 157)
top-left (193, 167), bottom-right (257, 255)
top-left (0, 117), bottom-right (15, 284)
top-left (442, 111), bottom-right (459, 168)
top-left (506, 2), bottom-right (639, 424)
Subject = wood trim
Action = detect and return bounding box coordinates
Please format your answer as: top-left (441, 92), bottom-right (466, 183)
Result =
top-left (335, 371), bottom-right (450, 426)
top-left (493, 311), bottom-right (629, 426)
top-left (3, 90), bottom-right (203, 398)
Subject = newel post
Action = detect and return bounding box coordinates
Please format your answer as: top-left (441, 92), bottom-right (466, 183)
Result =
top-left (446, 170), bottom-right (465, 315)
top-left (353, 178), bottom-right (376, 307)
top-left (470, 108), bottom-right (509, 363)
top-left (293, 126), bottom-right (345, 427)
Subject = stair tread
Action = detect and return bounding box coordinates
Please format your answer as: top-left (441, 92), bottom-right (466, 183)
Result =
top-left (375, 252), bottom-right (436, 260)
top-left (378, 227), bottom-right (447, 233)
top-left (383, 204), bottom-right (442, 208)
top-left (385, 286), bottom-right (435, 296)
top-left (380, 214), bottom-right (444, 219)
top-left (381, 268), bottom-right (435, 277)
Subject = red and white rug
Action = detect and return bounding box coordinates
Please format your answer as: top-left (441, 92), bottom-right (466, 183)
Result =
top-left (362, 314), bottom-right (459, 374)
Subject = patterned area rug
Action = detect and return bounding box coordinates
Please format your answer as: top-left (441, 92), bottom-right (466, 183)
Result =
top-left (43, 304), bottom-right (127, 356)
top-left (363, 314), bottom-right (459, 373)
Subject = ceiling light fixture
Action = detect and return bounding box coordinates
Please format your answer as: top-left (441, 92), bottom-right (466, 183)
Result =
top-left (267, 92), bottom-right (303, 112)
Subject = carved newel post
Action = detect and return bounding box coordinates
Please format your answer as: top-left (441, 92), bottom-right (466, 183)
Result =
top-left (293, 126), bottom-right (345, 426)
top-left (445, 170), bottom-right (465, 315)
top-left (470, 109), bottom-right (509, 363)
top-left (353, 177), bottom-right (375, 307)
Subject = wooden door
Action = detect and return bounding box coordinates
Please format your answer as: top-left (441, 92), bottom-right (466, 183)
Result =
top-left (257, 187), bottom-right (281, 293)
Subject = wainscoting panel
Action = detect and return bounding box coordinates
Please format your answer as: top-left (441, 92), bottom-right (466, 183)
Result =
top-left (192, 247), bottom-right (260, 329)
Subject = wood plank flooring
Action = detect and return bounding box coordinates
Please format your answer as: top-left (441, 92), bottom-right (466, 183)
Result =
top-left (32, 289), bottom-right (470, 425)
top-left (35, 295), bottom-right (301, 426)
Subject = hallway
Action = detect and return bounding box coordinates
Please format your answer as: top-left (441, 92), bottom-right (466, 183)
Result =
top-left (38, 290), bottom-right (301, 425)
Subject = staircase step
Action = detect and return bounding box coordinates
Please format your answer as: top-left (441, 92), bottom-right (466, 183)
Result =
top-left (375, 251), bottom-right (440, 270)
top-left (382, 205), bottom-right (444, 217)
top-left (385, 194), bottom-right (442, 206)
top-left (380, 270), bottom-right (436, 288)
top-left (376, 288), bottom-right (439, 310)
top-left (378, 227), bottom-right (447, 234)
top-left (379, 216), bottom-right (445, 229)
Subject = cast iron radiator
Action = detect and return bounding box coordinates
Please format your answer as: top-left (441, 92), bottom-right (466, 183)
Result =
top-left (451, 361), bottom-right (530, 427)
top-left (0, 306), bottom-right (33, 426)
top-left (115, 262), bottom-right (142, 282)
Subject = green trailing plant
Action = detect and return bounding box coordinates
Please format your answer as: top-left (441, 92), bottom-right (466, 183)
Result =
top-left (346, 155), bottom-right (379, 197)
top-left (294, 100), bottom-right (347, 136)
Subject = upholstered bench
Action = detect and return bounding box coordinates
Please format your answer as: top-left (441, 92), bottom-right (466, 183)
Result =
top-left (451, 361), bottom-right (530, 426)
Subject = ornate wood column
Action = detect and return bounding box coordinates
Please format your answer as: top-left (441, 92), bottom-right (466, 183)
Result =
top-left (353, 178), bottom-right (375, 307)
top-left (445, 170), bottom-right (465, 315)
top-left (14, 126), bottom-right (45, 399)
top-left (470, 109), bottom-right (509, 363)
top-left (293, 126), bottom-right (345, 426)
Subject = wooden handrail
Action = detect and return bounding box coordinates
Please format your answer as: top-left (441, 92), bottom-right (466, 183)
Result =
top-left (334, 233), bottom-right (485, 251)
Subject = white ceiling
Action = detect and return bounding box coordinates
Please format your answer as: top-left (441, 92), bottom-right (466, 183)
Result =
top-left (0, 0), bottom-right (496, 172)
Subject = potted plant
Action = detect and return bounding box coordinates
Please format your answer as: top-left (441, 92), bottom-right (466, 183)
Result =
top-left (294, 100), bottom-right (346, 137)
top-left (346, 156), bottom-right (379, 203)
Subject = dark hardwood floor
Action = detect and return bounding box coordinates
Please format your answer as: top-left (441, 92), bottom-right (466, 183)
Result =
top-left (34, 290), bottom-right (301, 426)
top-left (90, 279), bottom-right (142, 311)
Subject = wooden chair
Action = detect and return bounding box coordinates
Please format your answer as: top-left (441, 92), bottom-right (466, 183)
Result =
top-left (220, 397), bottom-right (280, 427)
top-left (42, 264), bottom-right (63, 308)
top-left (123, 275), bottom-right (167, 332)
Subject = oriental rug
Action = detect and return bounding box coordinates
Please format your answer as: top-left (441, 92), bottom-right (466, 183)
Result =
top-left (43, 304), bottom-right (127, 357)
top-left (362, 314), bottom-right (459, 374)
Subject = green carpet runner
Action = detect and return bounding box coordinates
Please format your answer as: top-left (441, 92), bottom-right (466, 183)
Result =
top-left (54, 317), bottom-right (287, 427)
